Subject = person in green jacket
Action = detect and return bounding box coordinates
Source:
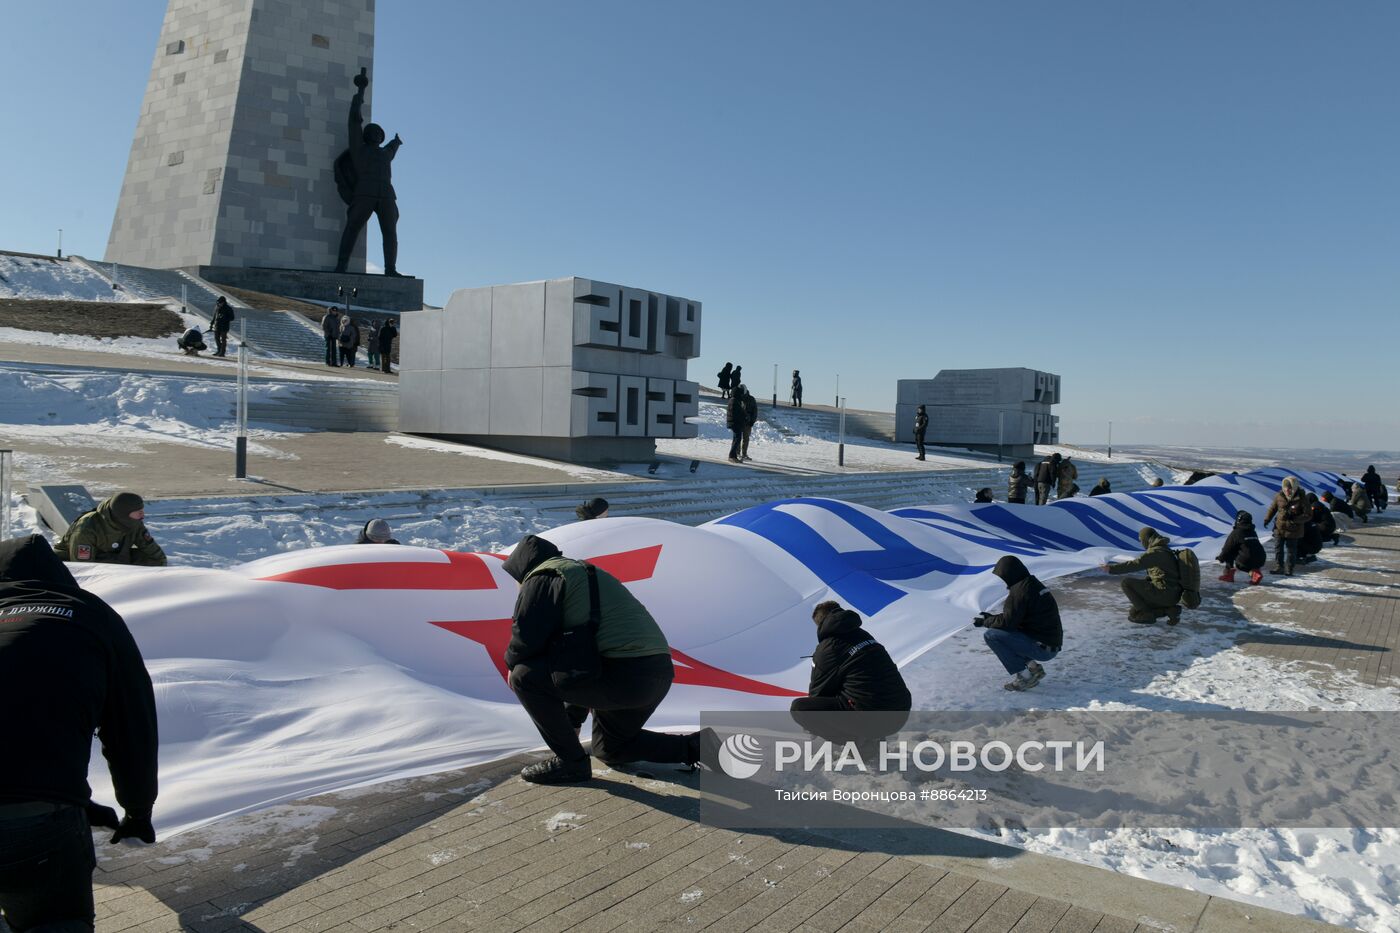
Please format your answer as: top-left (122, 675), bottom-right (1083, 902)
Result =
top-left (1101, 526), bottom-right (1181, 625)
top-left (501, 534), bottom-right (719, 784)
top-left (53, 492), bottom-right (167, 567)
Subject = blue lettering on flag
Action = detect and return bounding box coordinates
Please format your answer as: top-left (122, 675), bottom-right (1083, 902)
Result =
top-left (718, 499), bottom-right (992, 616)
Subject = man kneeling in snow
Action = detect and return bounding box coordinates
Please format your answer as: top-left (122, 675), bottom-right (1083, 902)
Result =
top-left (790, 602), bottom-right (911, 748)
top-left (1102, 527), bottom-right (1183, 624)
top-left (975, 556), bottom-right (1063, 691)
top-left (502, 535), bottom-right (719, 784)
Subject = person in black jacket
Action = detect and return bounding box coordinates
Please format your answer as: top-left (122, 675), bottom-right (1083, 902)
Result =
top-left (1033, 456), bottom-right (1056, 505)
top-left (725, 388), bottom-right (747, 463)
top-left (974, 488), bottom-right (994, 504)
top-left (1088, 478), bottom-right (1111, 497)
top-left (501, 535), bottom-right (718, 784)
top-left (739, 387), bottom-right (758, 461)
top-left (1215, 510), bottom-right (1266, 584)
top-left (176, 327), bottom-right (207, 355)
top-left (210, 296), bottom-right (236, 357)
top-left (1007, 461), bottom-right (1029, 504)
top-left (975, 555), bottom-right (1062, 691)
top-left (790, 601), bottom-right (911, 745)
top-left (1310, 494), bottom-right (1339, 546)
top-left (790, 370), bottom-right (803, 408)
top-left (321, 306), bottom-right (341, 367)
top-left (376, 318), bottom-right (398, 374)
top-left (0, 535), bottom-right (158, 931)
top-left (717, 363), bottom-right (733, 400)
top-left (913, 405), bottom-right (928, 461)
top-left (1362, 466), bottom-right (1386, 513)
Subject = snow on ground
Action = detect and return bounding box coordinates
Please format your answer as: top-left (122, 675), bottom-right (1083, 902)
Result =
top-left (386, 434), bottom-right (626, 483)
top-left (657, 400), bottom-right (1002, 472)
top-left (0, 321), bottom-right (363, 381)
top-left (0, 253), bottom-right (142, 302)
top-left (0, 367), bottom-right (299, 455)
top-left (882, 533), bottom-right (1400, 933)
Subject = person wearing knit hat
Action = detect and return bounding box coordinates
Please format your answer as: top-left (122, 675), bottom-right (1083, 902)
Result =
top-left (575, 498), bottom-right (609, 521)
top-left (53, 492), bottom-right (166, 566)
top-left (354, 518), bottom-right (400, 545)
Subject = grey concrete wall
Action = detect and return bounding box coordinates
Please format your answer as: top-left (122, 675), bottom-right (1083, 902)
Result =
top-left (896, 368), bottom-right (1060, 449)
top-left (107, 0), bottom-right (374, 272)
top-left (401, 277), bottom-right (702, 460)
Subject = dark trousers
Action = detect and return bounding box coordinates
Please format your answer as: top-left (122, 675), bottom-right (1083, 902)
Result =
top-left (792, 393), bottom-right (801, 408)
top-left (340, 345), bottom-right (356, 367)
top-left (0, 804), bottom-right (95, 932)
top-left (914, 431), bottom-right (925, 459)
top-left (325, 336), bottom-right (340, 366)
top-left (213, 329), bottom-right (229, 356)
top-left (1274, 537), bottom-right (1299, 569)
top-left (337, 197), bottom-right (399, 273)
top-left (380, 348), bottom-right (392, 373)
top-left (740, 426), bottom-right (753, 459)
top-left (508, 654), bottom-right (690, 765)
top-left (789, 696), bottom-right (910, 745)
top-left (1122, 578), bottom-right (1180, 618)
top-left (728, 429), bottom-right (743, 460)
top-left (1035, 482), bottom-right (1051, 505)
top-left (1009, 496), bottom-right (1026, 504)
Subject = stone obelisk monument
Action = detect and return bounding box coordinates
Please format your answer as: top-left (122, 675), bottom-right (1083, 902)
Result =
top-left (105, 0), bottom-right (376, 276)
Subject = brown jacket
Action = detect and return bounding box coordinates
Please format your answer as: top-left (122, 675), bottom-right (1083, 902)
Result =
top-left (1263, 486), bottom-right (1309, 540)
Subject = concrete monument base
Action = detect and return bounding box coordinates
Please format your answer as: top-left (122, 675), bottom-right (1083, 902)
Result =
top-left (194, 266), bottom-right (424, 312)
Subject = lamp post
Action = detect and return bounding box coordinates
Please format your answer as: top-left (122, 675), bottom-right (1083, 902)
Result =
top-left (998, 411), bottom-right (1005, 463)
top-left (835, 373), bottom-right (839, 409)
top-left (772, 363), bottom-right (777, 408)
top-left (837, 397), bottom-right (847, 467)
top-left (235, 317), bottom-right (248, 478)
top-left (57, 228), bottom-right (63, 260)
top-left (1108, 421), bottom-right (1113, 460)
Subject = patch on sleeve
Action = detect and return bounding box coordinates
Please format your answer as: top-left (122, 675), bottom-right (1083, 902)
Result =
top-left (75, 544), bottom-right (93, 561)
top-left (143, 531), bottom-right (153, 542)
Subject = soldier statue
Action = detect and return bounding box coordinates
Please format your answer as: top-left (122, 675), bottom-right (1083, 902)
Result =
top-left (334, 68), bottom-right (404, 276)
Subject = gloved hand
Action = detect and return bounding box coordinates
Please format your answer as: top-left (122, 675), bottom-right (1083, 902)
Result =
top-left (85, 801), bottom-right (120, 831)
top-left (110, 813), bottom-right (156, 845)
top-left (972, 613), bottom-right (989, 627)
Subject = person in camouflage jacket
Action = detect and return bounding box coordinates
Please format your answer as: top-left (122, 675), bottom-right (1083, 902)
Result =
top-left (53, 492), bottom-right (167, 567)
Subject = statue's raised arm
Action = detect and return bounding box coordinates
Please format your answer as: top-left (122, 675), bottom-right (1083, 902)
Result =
top-left (333, 67), bottom-right (405, 276)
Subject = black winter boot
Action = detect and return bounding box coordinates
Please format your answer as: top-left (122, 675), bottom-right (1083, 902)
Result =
top-left (521, 756), bottom-right (591, 784)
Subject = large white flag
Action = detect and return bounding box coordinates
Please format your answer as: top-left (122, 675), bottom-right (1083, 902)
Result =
top-left (72, 468), bottom-right (1341, 834)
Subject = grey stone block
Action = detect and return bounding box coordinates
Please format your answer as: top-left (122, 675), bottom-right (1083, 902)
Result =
top-left (440, 370), bottom-right (490, 434)
top-left (400, 309), bottom-right (442, 372)
top-left (490, 282), bottom-right (547, 368)
top-left (443, 288), bottom-right (492, 370)
top-left (489, 368), bottom-right (544, 436)
top-left (107, 0), bottom-right (375, 273)
top-left (405, 276), bottom-right (700, 461)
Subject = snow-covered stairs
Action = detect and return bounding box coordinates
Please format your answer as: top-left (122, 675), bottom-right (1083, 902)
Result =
top-left (70, 258), bottom-right (327, 362)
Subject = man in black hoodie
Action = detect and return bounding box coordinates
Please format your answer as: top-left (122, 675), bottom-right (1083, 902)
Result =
top-left (0, 535), bottom-right (158, 931)
top-left (501, 534), bottom-right (718, 784)
top-left (1215, 510), bottom-right (1266, 585)
top-left (975, 556), bottom-right (1062, 691)
top-left (790, 601), bottom-right (912, 745)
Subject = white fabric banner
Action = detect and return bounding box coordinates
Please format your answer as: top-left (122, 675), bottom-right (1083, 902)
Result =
top-left (72, 468), bottom-right (1342, 834)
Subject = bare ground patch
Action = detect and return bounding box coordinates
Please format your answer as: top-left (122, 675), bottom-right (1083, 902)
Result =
top-left (0, 299), bottom-right (183, 338)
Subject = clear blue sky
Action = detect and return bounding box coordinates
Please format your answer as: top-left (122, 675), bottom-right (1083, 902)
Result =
top-left (5, 1), bottom-right (1399, 448)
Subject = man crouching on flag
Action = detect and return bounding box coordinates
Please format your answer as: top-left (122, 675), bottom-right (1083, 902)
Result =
top-left (502, 534), bottom-right (719, 784)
